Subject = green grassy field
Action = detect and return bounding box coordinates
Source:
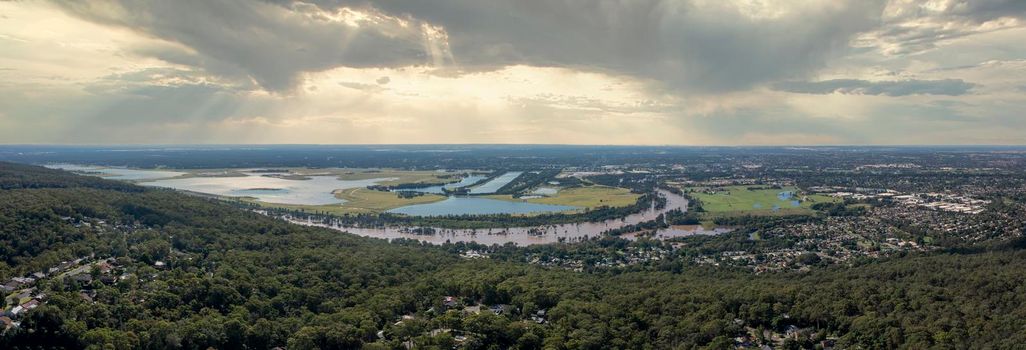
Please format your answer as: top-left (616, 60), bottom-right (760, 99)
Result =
top-left (687, 185), bottom-right (837, 217)
top-left (485, 186), bottom-right (639, 209)
top-left (333, 187), bottom-right (445, 213)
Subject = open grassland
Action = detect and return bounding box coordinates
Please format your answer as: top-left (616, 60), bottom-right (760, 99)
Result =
top-left (333, 188), bottom-right (445, 213)
top-left (486, 186), bottom-right (639, 209)
top-left (686, 185), bottom-right (837, 217)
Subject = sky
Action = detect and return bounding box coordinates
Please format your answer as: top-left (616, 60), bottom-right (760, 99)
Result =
top-left (0, 0), bottom-right (1024, 145)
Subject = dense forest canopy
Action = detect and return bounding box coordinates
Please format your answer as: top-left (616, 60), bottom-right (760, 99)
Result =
top-left (1, 162), bottom-right (1026, 349)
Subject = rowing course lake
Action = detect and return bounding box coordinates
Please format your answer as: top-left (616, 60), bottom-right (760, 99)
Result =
top-left (469, 171), bottom-right (522, 194)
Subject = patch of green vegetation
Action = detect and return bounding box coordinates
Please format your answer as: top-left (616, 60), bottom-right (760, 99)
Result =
top-left (485, 186), bottom-right (639, 209)
top-left (686, 185), bottom-right (838, 218)
top-left (333, 188), bottom-right (445, 213)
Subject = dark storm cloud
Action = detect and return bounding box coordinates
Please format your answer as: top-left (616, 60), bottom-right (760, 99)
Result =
top-left (935, 0), bottom-right (1026, 22)
top-left (52, 0), bottom-right (888, 93)
top-left (52, 0), bottom-right (431, 92)
top-left (48, 0), bottom-right (1024, 95)
top-left (310, 0), bottom-right (889, 92)
top-left (863, 0), bottom-right (1026, 54)
top-left (772, 79), bottom-right (977, 96)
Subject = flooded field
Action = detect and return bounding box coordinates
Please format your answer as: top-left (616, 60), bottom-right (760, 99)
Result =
top-left (142, 175), bottom-right (392, 205)
top-left (46, 164), bottom-right (185, 181)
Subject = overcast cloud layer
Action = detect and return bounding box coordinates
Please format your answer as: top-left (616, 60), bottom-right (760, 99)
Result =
top-left (1, 0), bottom-right (1025, 145)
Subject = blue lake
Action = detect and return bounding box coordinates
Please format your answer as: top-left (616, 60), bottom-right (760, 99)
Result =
top-left (469, 171), bottom-right (523, 194)
top-left (387, 196), bottom-right (576, 216)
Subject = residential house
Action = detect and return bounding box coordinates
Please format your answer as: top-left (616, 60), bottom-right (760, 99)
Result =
top-left (72, 274), bottom-right (93, 284)
top-left (489, 304), bottom-right (511, 315)
top-left (531, 309), bottom-right (547, 324)
top-left (20, 300), bottom-right (39, 311)
top-left (96, 261), bottom-right (114, 274)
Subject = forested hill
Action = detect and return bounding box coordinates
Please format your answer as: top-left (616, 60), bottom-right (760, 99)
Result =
top-left (2, 162), bottom-right (1026, 349)
top-left (0, 162), bottom-right (141, 192)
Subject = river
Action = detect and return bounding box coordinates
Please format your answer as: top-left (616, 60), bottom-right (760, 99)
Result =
top-left (282, 189), bottom-right (730, 245)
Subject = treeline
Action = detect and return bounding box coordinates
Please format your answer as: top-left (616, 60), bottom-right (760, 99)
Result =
top-left (673, 188), bottom-right (706, 213)
top-left (586, 173), bottom-right (655, 193)
top-left (664, 208), bottom-right (701, 225)
top-left (367, 173), bottom-right (476, 192)
top-left (712, 214), bottom-right (818, 227)
top-left (396, 191), bottom-right (428, 199)
top-left (602, 215), bottom-right (668, 236)
top-left (811, 202), bottom-right (866, 216)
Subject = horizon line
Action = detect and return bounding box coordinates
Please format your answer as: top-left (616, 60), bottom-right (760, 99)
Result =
top-left (3, 143), bottom-right (1026, 148)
